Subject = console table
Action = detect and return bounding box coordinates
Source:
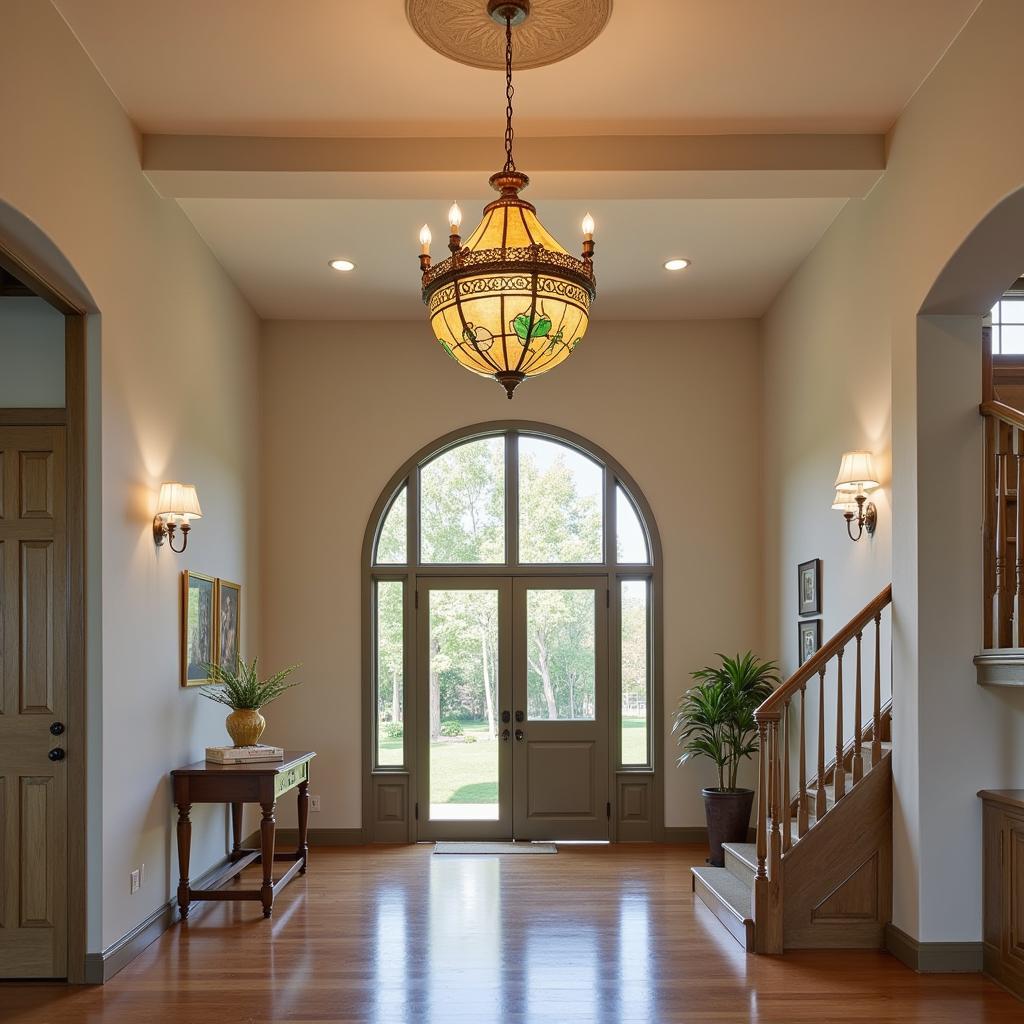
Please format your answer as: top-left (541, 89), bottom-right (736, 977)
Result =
top-left (171, 750), bottom-right (315, 919)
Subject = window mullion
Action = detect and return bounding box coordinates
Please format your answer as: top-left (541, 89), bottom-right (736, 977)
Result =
top-left (506, 430), bottom-right (519, 567)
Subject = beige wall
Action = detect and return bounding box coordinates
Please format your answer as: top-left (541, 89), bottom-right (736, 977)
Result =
top-left (761, 0), bottom-right (1024, 943)
top-left (260, 318), bottom-right (762, 831)
top-left (1, 1), bottom-right (261, 950)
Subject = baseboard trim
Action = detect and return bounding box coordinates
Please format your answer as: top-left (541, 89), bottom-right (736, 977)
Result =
top-left (662, 827), bottom-right (755, 845)
top-left (885, 924), bottom-right (983, 973)
top-left (83, 853), bottom-right (237, 984)
top-left (242, 827), bottom-right (366, 847)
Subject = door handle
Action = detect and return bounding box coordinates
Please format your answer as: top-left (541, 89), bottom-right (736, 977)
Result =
top-left (501, 710), bottom-right (511, 724)
top-left (515, 710), bottom-right (524, 723)
top-left (501, 728), bottom-right (510, 742)
top-left (514, 729), bottom-right (525, 742)
top-left (48, 747), bottom-right (66, 762)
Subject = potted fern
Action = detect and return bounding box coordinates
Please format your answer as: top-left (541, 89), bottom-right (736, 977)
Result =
top-left (673, 652), bottom-right (779, 866)
top-left (200, 657), bottom-right (301, 747)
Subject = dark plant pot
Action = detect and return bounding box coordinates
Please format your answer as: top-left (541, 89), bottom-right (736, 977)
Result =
top-left (702, 788), bottom-right (755, 867)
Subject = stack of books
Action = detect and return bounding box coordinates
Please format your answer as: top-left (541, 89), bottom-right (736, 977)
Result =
top-left (205, 744), bottom-right (284, 764)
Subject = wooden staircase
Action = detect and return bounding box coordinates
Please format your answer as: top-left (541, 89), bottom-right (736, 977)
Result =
top-left (692, 585), bottom-right (893, 953)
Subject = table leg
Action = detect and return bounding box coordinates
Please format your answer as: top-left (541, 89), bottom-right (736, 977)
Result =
top-left (231, 802), bottom-right (244, 860)
top-left (260, 801), bottom-right (276, 918)
top-left (176, 802), bottom-right (192, 919)
top-left (297, 780), bottom-right (309, 874)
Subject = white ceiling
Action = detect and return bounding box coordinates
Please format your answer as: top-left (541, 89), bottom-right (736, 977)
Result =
top-left (179, 196), bottom-right (844, 320)
top-left (51, 0), bottom-right (978, 321)
top-left (54, 0), bottom-right (978, 136)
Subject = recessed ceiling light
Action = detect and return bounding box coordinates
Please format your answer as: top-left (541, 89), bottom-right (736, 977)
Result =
top-left (329, 258), bottom-right (356, 272)
top-left (664, 258), bottom-right (691, 271)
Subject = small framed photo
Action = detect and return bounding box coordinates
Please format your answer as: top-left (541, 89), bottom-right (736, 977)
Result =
top-left (798, 558), bottom-right (822, 617)
top-left (181, 571), bottom-right (216, 687)
top-left (798, 619), bottom-right (822, 666)
top-left (216, 579), bottom-right (241, 673)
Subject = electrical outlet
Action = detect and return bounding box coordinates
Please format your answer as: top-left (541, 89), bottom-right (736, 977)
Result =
top-left (130, 869), bottom-right (140, 894)
top-left (310, 795), bottom-right (321, 812)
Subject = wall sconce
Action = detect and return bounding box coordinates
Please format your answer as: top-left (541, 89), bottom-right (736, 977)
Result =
top-left (153, 482), bottom-right (202, 553)
top-left (833, 451), bottom-right (878, 542)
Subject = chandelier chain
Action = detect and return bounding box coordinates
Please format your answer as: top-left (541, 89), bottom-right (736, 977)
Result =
top-left (503, 13), bottom-right (516, 172)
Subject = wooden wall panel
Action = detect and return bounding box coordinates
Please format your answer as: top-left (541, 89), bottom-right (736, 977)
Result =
top-left (20, 541), bottom-right (54, 714)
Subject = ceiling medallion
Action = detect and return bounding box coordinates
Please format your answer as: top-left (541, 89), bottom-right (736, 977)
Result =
top-left (406, 0), bottom-right (612, 71)
top-left (416, 1), bottom-right (598, 399)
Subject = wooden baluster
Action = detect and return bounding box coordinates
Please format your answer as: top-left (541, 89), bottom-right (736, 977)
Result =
top-left (984, 415), bottom-right (997, 649)
top-left (816, 667), bottom-right (827, 820)
top-left (769, 719), bottom-right (782, 878)
top-left (797, 684), bottom-right (809, 836)
top-left (756, 721), bottom-right (768, 881)
top-left (834, 648), bottom-right (846, 801)
top-left (782, 700), bottom-right (791, 852)
top-left (853, 631), bottom-right (864, 783)
top-left (997, 444), bottom-right (1009, 647)
top-left (1016, 433), bottom-right (1023, 648)
top-left (872, 612), bottom-right (882, 763)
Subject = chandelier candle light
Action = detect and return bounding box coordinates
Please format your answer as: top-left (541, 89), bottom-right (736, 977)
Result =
top-left (417, 0), bottom-right (597, 399)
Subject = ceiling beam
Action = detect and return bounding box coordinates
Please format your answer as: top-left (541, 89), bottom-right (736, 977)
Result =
top-left (143, 133), bottom-right (885, 201)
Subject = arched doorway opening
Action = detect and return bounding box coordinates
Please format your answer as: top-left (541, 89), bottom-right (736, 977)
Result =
top-left (361, 422), bottom-right (663, 842)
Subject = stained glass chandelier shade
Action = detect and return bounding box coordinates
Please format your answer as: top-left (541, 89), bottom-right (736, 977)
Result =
top-left (418, 1), bottom-right (597, 399)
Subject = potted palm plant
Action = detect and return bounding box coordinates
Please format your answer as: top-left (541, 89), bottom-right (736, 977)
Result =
top-left (673, 652), bottom-right (779, 866)
top-left (200, 657), bottom-right (301, 747)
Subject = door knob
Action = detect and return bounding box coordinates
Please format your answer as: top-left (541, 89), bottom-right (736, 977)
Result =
top-left (514, 729), bottom-right (525, 742)
top-left (501, 710), bottom-right (511, 724)
top-left (515, 710), bottom-right (524, 722)
top-left (501, 728), bottom-right (511, 742)
top-left (50, 721), bottom-right (65, 736)
top-left (48, 747), bottom-right (66, 762)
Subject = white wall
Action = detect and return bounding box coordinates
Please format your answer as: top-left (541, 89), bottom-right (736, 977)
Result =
top-left (260, 318), bottom-right (763, 831)
top-left (0, 296), bottom-right (65, 406)
top-left (1, 1), bottom-right (261, 950)
top-left (761, 0), bottom-right (1024, 943)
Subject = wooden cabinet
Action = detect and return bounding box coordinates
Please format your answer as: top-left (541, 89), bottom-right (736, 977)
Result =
top-left (980, 790), bottom-right (1024, 1000)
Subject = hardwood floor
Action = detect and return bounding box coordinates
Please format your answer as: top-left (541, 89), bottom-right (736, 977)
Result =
top-left (4, 844), bottom-right (1020, 1023)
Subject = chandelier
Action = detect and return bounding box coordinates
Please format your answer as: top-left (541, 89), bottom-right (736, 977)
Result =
top-left (417, 0), bottom-right (597, 399)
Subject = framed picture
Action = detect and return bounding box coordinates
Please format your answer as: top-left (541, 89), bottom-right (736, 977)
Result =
top-left (798, 619), bottom-right (822, 666)
top-left (798, 558), bottom-right (822, 616)
top-left (181, 571), bottom-right (216, 687)
top-left (216, 578), bottom-right (241, 672)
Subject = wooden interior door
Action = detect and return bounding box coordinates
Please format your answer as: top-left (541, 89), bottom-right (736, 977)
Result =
top-left (0, 426), bottom-right (68, 978)
top-left (512, 578), bottom-right (609, 841)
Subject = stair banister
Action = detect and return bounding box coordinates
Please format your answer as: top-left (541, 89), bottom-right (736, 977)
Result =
top-left (752, 583), bottom-right (892, 954)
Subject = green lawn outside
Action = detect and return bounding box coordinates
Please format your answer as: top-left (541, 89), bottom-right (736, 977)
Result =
top-left (379, 716), bottom-right (650, 803)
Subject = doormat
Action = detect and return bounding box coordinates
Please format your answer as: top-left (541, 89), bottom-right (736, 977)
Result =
top-left (433, 842), bottom-right (558, 855)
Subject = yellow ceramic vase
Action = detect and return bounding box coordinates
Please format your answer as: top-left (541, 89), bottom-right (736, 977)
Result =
top-left (225, 708), bottom-right (266, 747)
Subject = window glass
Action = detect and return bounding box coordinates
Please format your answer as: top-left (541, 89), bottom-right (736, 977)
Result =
top-left (620, 580), bottom-right (650, 766)
top-left (376, 581), bottom-right (405, 767)
top-left (420, 437), bottom-right (505, 563)
top-left (375, 486), bottom-right (407, 564)
top-left (616, 486), bottom-right (650, 563)
top-left (525, 588), bottom-right (596, 720)
top-left (519, 436), bottom-right (603, 563)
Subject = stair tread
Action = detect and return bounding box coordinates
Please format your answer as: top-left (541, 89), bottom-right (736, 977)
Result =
top-left (722, 842), bottom-right (757, 874)
top-left (691, 866), bottom-right (753, 923)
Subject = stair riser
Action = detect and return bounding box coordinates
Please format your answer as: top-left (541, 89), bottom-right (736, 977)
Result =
top-left (724, 848), bottom-right (755, 887)
top-left (692, 874), bottom-right (754, 952)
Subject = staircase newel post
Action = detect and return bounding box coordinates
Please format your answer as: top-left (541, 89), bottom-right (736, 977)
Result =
top-left (834, 647), bottom-right (846, 801)
top-left (755, 718), bottom-right (768, 882)
top-left (853, 631), bottom-right (864, 784)
top-left (797, 684), bottom-right (809, 837)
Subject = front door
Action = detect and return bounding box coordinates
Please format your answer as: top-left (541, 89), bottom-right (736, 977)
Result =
top-left (512, 578), bottom-right (609, 841)
top-left (0, 426), bottom-right (69, 978)
top-left (415, 576), bottom-right (608, 841)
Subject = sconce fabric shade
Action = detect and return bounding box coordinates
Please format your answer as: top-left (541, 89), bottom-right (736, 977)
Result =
top-left (834, 451), bottom-right (880, 493)
top-left (831, 489), bottom-right (860, 513)
top-left (156, 482), bottom-right (203, 521)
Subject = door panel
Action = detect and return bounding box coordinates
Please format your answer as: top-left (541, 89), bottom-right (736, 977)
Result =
top-left (416, 579), bottom-right (512, 840)
top-left (0, 427), bottom-right (68, 978)
top-left (513, 578), bottom-right (609, 840)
